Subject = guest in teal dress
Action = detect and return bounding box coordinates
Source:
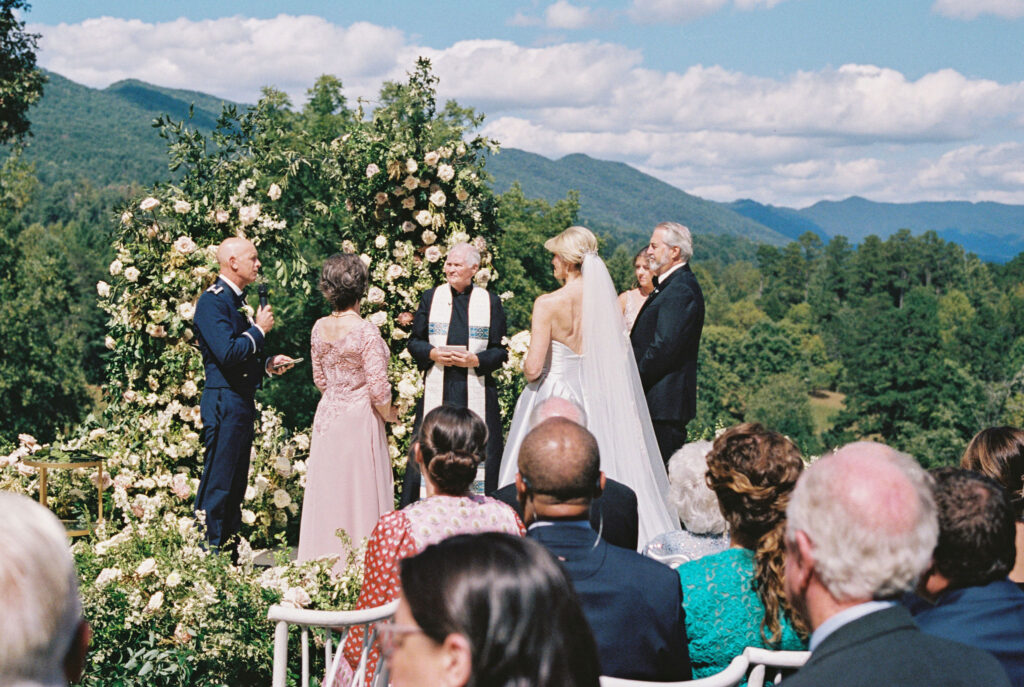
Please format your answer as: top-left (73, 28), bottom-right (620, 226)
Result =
top-left (677, 423), bottom-right (808, 680)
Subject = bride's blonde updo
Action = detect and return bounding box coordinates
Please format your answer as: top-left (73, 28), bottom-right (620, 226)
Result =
top-left (544, 225), bottom-right (598, 266)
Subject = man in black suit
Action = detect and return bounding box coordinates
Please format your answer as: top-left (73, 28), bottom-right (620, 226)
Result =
top-left (490, 397), bottom-right (639, 550)
top-left (629, 222), bottom-right (705, 465)
top-left (783, 442), bottom-right (1011, 687)
top-left (517, 418), bottom-right (691, 681)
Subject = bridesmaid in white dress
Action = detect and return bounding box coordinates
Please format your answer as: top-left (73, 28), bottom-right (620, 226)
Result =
top-left (618, 247), bottom-right (655, 331)
top-left (497, 226), bottom-right (679, 547)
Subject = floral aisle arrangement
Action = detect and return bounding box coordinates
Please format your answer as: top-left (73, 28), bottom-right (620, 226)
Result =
top-left (0, 60), bottom-right (525, 685)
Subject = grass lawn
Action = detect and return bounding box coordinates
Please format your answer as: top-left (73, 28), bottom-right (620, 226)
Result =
top-left (809, 390), bottom-right (845, 434)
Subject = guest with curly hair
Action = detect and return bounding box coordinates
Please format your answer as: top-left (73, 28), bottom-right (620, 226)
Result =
top-left (961, 426), bottom-right (1024, 588)
top-left (676, 423), bottom-right (808, 680)
top-left (298, 253), bottom-right (399, 568)
top-left (339, 405), bottom-right (525, 682)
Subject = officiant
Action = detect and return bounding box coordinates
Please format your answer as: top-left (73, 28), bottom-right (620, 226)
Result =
top-left (400, 242), bottom-right (508, 505)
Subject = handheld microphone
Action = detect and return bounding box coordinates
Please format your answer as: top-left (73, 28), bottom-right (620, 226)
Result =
top-left (258, 284), bottom-right (269, 309)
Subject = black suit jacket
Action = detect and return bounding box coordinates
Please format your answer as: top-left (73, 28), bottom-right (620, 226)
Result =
top-left (529, 523), bottom-right (691, 681)
top-left (488, 479), bottom-right (639, 551)
top-left (629, 264), bottom-right (704, 424)
top-left (782, 605), bottom-right (1011, 687)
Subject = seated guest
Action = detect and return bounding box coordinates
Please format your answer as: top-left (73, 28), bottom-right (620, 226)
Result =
top-left (490, 397), bottom-right (639, 550)
top-left (676, 423), bottom-right (807, 680)
top-left (516, 418), bottom-right (691, 681)
top-left (908, 468), bottom-right (1024, 684)
top-left (961, 426), bottom-right (1024, 588)
top-left (645, 440), bottom-right (729, 565)
top-left (341, 405), bottom-right (524, 677)
top-left (386, 532), bottom-right (601, 687)
top-left (0, 492), bottom-right (91, 686)
top-left (782, 442), bottom-right (1011, 687)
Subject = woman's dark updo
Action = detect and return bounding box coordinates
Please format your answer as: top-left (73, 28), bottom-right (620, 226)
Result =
top-left (417, 405), bottom-right (487, 496)
top-left (319, 252), bottom-right (368, 311)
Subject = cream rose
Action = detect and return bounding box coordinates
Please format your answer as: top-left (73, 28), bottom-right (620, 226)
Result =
top-left (173, 199), bottom-right (191, 214)
top-left (177, 302), bottom-right (195, 320)
top-left (430, 190), bottom-right (446, 207)
top-left (386, 264), bottom-right (403, 281)
top-left (369, 311), bottom-right (387, 327)
top-left (139, 197), bottom-right (160, 211)
top-left (105, 335), bottom-right (116, 350)
top-left (272, 489), bottom-right (292, 509)
top-left (421, 230), bottom-right (437, 245)
top-left (438, 164), bottom-right (455, 182)
top-left (109, 259), bottom-right (123, 276)
top-left (425, 246), bottom-right (442, 263)
top-left (241, 509), bottom-right (256, 525)
top-left (214, 209), bottom-right (230, 224)
top-left (406, 158), bottom-right (418, 173)
top-left (97, 281), bottom-right (111, 297)
top-left (165, 571), bottom-right (182, 587)
top-left (374, 192), bottom-right (389, 206)
top-left (456, 188), bottom-right (469, 201)
top-left (239, 204), bottom-right (261, 226)
top-left (173, 236), bottom-right (197, 254)
top-left (365, 163), bottom-right (380, 177)
top-left (424, 151), bottom-right (440, 166)
top-left (268, 183), bottom-right (282, 201)
top-left (374, 235), bottom-right (387, 249)
top-left (367, 286), bottom-right (386, 304)
top-left (403, 175), bottom-right (419, 191)
top-left (359, 253), bottom-right (371, 266)
top-left (402, 221), bottom-right (416, 233)
top-left (124, 266), bottom-right (140, 282)
top-left (144, 591), bottom-right (164, 613)
top-left (401, 197), bottom-right (416, 210)
top-left (136, 558), bottom-right (157, 577)
top-left (120, 211), bottom-right (132, 225)
top-left (415, 210), bottom-right (432, 227)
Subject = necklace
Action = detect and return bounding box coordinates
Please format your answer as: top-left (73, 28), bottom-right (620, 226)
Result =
top-left (330, 311), bottom-right (358, 318)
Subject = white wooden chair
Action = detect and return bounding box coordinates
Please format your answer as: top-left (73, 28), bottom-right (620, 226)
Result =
top-left (268, 599), bottom-right (399, 687)
top-left (743, 647), bottom-right (810, 687)
top-left (599, 653), bottom-right (749, 687)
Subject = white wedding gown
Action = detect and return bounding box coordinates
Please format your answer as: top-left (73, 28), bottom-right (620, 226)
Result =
top-left (497, 254), bottom-right (680, 548)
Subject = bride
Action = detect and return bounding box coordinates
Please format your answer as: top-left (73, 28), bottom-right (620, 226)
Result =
top-left (497, 226), bottom-right (679, 546)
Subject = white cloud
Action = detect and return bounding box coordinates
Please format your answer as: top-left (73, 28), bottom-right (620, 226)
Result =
top-left (29, 14), bottom-right (1024, 206)
top-left (628, 0), bottom-right (791, 23)
top-left (545, 1), bottom-right (599, 29)
top-left (932, 0), bottom-right (1024, 19)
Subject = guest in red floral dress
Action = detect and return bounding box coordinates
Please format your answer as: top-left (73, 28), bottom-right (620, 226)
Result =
top-left (341, 405), bottom-right (525, 678)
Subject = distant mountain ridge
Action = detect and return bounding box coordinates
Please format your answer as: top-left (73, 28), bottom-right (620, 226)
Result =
top-left (8, 71), bottom-right (1024, 260)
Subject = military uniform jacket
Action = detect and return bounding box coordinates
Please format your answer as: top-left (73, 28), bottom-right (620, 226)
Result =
top-left (194, 277), bottom-right (267, 397)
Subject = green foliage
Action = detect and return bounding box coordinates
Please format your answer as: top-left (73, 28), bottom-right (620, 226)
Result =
top-left (0, 0), bottom-right (45, 144)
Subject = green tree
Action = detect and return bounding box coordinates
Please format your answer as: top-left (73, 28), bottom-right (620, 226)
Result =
top-left (0, 0), bottom-right (45, 144)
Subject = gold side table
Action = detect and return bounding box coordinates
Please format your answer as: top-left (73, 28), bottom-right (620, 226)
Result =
top-left (23, 453), bottom-right (105, 537)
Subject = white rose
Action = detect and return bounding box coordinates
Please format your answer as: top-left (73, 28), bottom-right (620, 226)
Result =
top-left (374, 235), bottom-right (388, 249)
top-left (181, 380), bottom-right (198, 398)
top-left (456, 188), bottom-right (469, 202)
top-left (438, 164), bottom-right (455, 182)
top-left (401, 197), bottom-right (416, 210)
top-left (341, 240), bottom-right (356, 253)
top-left (401, 221), bottom-right (416, 233)
top-left (146, 323), bottom-right (167, 338)
top-left (386, 264), bottom-right (403, 281)
top-left (239, 204), bottom-right (261, 226)
top-left (475, 268), bottom-right (491, 287)
top-left (421, 230), bottom-right (436, 245)
top-left (124, 266), bottom-right (140, 283)
top-left (456, 142), bottom-right (467, 155)
top-left (272, 489), bottom-right (291, 509)
top-left (214, 209), bottom-right (230, 224)
top-left (96, 567), bottom-right (122, 587)
top-left (368, 311), bottom-right (387, 327)
top-left (406, 158), bottom-right (418, 173)
top-left (173, 199), bottom-right (191, 214)
top-left (96, 281), bottom-right (111, 297)
top-left (123, 389), bottom-right (137, 402)
top-left (144, 591), bottom-right (164, 613)
top-left (359, 253), bottom-right (371, 266)
top-left (283, 586), bottom-right (312, 609)
top-left (294, 433), bottom-right (310, 451)
top-left (136, 558), bottom-right (157, 577)
top-left (268, 183), bottom-right (282, 201)
top-left (173, 236), bottom-right (197, 254)
top-left (392, 423), bottom-right (407, 438)
top-left (109, 259), bottom-right (123, 276)
top-left (139, 197), bottom-right (160, 211)
top-left (397, 379), bottom-right (419, 398)
top-left (367, 286), bottom-right (386, 304)
top-left (374, 192), bottom-right (388, 206)
top-left (105, 335), bottom-right (116, 350)
top-left (365, 163), bottom-right (380, 177)
top-left (241, 509), bottom-right (256, 525)
top-left (430, 190), bottom-right (446, 207)
top-left (425, 246), bottom-right (442, 263)
top-left (391, 329), bottom-right (408, 340)
top-left (165, 571), bottom-right (182, 587)
top-left (274, 455), bottom-right (292, 478)
top-left (403, 175), bottom-right (419, 191)
top-left (415, 210), bottom-right (432, 227)
top-left (120, 211), bottom-right (132, 225)
top-left (244, 485), bottom-right (257, 501)
top-left (177, 302), bottom-right (195, 320)
top-left (424, 151), bottom-right (440, 166)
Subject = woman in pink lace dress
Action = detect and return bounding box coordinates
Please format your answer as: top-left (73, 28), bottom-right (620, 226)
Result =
top-left (298, 253), bottom-right (398, 571)
top-left (340, 405), bottom-right (525, 679)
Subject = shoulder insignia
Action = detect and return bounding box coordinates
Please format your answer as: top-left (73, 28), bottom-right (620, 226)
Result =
top-left (207, 284), bottom-right (224, 294)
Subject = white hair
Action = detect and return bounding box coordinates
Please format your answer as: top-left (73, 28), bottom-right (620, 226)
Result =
top-left (786, 443), bottom-right (938, 601)
top-left (448, 242), bottom-right (480, 268)
top-left (668, 441), bottom-right (728, 534)
top-left (0, 492), bottom-right (83, 684)
top-left (655, 222), bottom-right (693, 263)
top-left (529, 396), bottom-right (587, 430)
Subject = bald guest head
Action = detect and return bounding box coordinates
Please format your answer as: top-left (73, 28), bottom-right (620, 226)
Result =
top-left (217, 237), bottom-right (261, 288)
top-left (519, 418), bottom-right (600, 504)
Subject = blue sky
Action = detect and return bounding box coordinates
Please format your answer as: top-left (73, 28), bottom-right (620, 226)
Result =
top-left (24, 0), bottom-right (1024, 206)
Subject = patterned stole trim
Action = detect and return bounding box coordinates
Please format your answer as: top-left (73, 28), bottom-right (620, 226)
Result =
top-left (423, 284), bottom-right (491, 421)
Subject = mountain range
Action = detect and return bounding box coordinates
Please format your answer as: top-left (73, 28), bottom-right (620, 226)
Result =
top-left (9, 71), bottom-right (1024, 261)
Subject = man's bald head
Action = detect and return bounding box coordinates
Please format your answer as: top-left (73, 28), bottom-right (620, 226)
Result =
top-left (518, 418), bottom-right (599, 502)
top-left (529, 396), bottom-right (587, 429)
top-left (216, 237), bottom-right (261, 288)
top-left (787, 441), bottom-right (938, 601)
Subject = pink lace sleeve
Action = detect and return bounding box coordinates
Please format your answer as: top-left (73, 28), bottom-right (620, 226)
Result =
top-left (342, 511), bottom-right (416, 674)
top-left (361, 323), bottom-right (392, 407)
top-left (311, 320), bottom-right (326, 392)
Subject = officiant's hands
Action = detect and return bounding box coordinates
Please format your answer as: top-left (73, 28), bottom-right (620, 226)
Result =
top-left (430, 348), bottom-right (479, 368)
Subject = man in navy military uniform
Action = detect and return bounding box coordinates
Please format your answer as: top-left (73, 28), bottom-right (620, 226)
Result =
top-left (193, 237), bottom-right (294, 553)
